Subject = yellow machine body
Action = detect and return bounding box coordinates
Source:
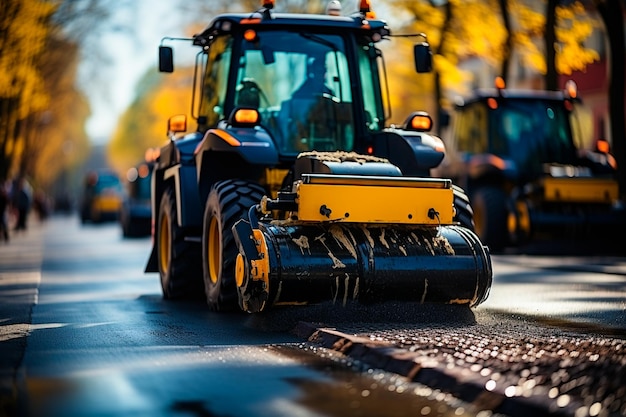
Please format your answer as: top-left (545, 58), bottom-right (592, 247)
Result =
top-left (233, 171), bottom-right (492, 313)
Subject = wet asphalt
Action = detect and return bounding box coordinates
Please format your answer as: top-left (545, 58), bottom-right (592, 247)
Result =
top-left (1, 216), bottom-right (625, 417)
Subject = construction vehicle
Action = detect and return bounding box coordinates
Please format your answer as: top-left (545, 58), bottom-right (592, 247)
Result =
top-left (145, 0), bottom-right (492, 313)
top-left (120, 159), bottom-right (154, 238)
top-left (437, 77), bottom-right (624, 251)
top-left (80, 169), bottom-right (123, 224)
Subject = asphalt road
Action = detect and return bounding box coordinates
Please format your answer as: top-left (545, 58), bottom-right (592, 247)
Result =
top-left (0, 215), bottom-right (474, 417)
top-left (1, 214), bottom-right (625, 417)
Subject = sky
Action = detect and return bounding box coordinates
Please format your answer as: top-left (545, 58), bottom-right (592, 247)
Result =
top-left (79, 0), bottom-right (189, 145)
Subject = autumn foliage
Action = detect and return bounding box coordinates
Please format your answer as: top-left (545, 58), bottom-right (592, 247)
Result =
top-left (0, 0), bottom-right (91, 192)
top-left (108, 67), bottom-right (195, 175)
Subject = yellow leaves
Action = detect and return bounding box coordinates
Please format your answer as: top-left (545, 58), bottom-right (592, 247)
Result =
top-left (512, 1), bottom-right (600, 75)
top-left (108, 67), bottom-right (195, 175)
top-left (18, 68), bottom-right (50, 119)
top-left (0, 0), bottom-right (91, 188)
top-left (0, 0), bottom-right (57, 98)
top-left (450, 0), bottom-right (508, 64)
top-left (392, 0), bottom-right (600, 85)
top-left (394, 1), bottom-right (445, 32)
top-left (512, 30), bottom-right (546, 74)
top-left (556, 43), bottom-right (599, 75)
top-left (513, 2), bottom-right (545, 36)
top-left (554, 2), bottom-right (600, 75)
top-left (434, 54), bottom-right (470, 95)
top-left (556, 1), bottom-right (587, 20)
top-left (391, 0), bottom-right (507, 103)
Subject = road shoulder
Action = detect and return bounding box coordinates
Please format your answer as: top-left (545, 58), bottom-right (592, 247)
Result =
top-left (0, 217), bottom-right (45, 417)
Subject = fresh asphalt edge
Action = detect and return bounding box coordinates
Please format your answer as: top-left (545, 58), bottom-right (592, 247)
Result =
top-left (293, 321), bottom-right (579, 417)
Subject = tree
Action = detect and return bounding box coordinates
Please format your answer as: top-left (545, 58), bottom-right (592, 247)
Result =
top-left (507, 1), bottom-right (600, 89)
top-left (388, 0), bottom-right (601, 126)
top-left (0, 0), bottom-right (57, 183)
top-left (545, 0), bottom-right (558, 89)
top-left (108, 67), bottom-right (195, 175)
top-left (27, 37), bottom-right (91, 190)
top-left (0, 0), bottom-right (114, 205)
top-left (595, 0), bottom-right (626, 195)
top-left (389, 0), bottom-right (507, 129)
top-left (498, 0), bottom-right (514, 81)
top-left (432, 0), bottom-right (452, 132)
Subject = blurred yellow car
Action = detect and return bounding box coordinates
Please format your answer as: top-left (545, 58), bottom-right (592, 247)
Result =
top-left (80, 170), bottom-right (123, 223)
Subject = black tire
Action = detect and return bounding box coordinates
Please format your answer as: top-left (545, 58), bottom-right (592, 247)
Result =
top-left (157, 188), bottom-right (203, 299)
top-left (471, 186), bottom-right (508, 251)
top-left (452, 184), bottom-right (475, 231)
top-left (202, 180), bottom-right (266, 312)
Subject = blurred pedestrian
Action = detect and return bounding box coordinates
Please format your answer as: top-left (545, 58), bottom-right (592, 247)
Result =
top-left (33, 190), bottom-right (50, 221)
top-left (11, 176), bottom-right (32, 232)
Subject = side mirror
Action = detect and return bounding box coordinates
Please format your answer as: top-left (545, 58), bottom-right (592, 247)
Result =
top-left (414, 42), bottom-right (432, 73)
top-left (159, 46), bottom-right (174, 73)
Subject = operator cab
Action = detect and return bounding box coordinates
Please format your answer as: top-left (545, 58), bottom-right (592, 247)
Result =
top-left (196, 24), bottom-right (377, 158)
top-left (158, 0), bottom-right (433, 161)
top-left (440, 77), bottom-right (590, 182)
top-left (238, 30), bottom-right (357, 154)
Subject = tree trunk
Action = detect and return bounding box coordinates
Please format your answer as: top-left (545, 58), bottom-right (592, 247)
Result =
top-left (0, 98), bottom-right (20, 182)
top-left (596, 0), bottom-right (626, 196)
top-left (434, 1), bottom-right (452, 134)
top-left (498, 0), bottom-right (512, 82)
top-left (544, 0), bottom-right (558, 90)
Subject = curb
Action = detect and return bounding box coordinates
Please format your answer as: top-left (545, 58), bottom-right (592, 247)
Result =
top-left (294, 322), bottom-right (579, 417)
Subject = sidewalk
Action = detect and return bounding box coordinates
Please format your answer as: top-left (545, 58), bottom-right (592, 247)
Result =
top-left (0, 217), bottom-right (46, 417)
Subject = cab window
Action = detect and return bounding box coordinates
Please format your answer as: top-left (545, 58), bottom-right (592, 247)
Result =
top-left (358, 46), bottom-right (384, 132)
top-left (234, 30), bottom-right (354, 155)
top-left (456, 104), bottom-right (488, 153)
top-left (200, 36), bottom-right (232, 128)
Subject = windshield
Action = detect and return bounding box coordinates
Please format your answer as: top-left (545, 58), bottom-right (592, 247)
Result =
top-left (199, 28), bottom-right (386, 156)
top-left (231, 30), bottom-right (369, 155)
top-left (491, 99), bottom-right (577, 170)
top-left (94, 174), bottom-right (122, 194)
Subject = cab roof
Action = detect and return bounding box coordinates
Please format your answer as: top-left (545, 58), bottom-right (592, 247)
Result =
top-left (193, 11), bottom-right (390, 47)
top-left (455, 88), bottom-right (573, 108)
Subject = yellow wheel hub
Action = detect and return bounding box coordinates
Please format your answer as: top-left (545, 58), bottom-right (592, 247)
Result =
top-left (159, 213), bottom-right (170, 273)
top-left (235, 254), bottom-right (245, 288)
top-left (208, 216), bottom-right (221, 284)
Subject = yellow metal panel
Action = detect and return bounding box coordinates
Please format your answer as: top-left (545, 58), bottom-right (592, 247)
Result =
top-left (264, 168), bottom-right (290, 197)
top-left (296, 182), bottom-right (454, 224)
top-left (303, 173), bottom-right (451, 188)
top-left (93, 196), bottom-right (122, 212)
top-left (543, 177), bottom-right (619, 203)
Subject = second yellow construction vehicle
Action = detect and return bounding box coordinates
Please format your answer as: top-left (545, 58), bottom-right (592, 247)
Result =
top-left (438, 77), bottom-right (624, 250)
